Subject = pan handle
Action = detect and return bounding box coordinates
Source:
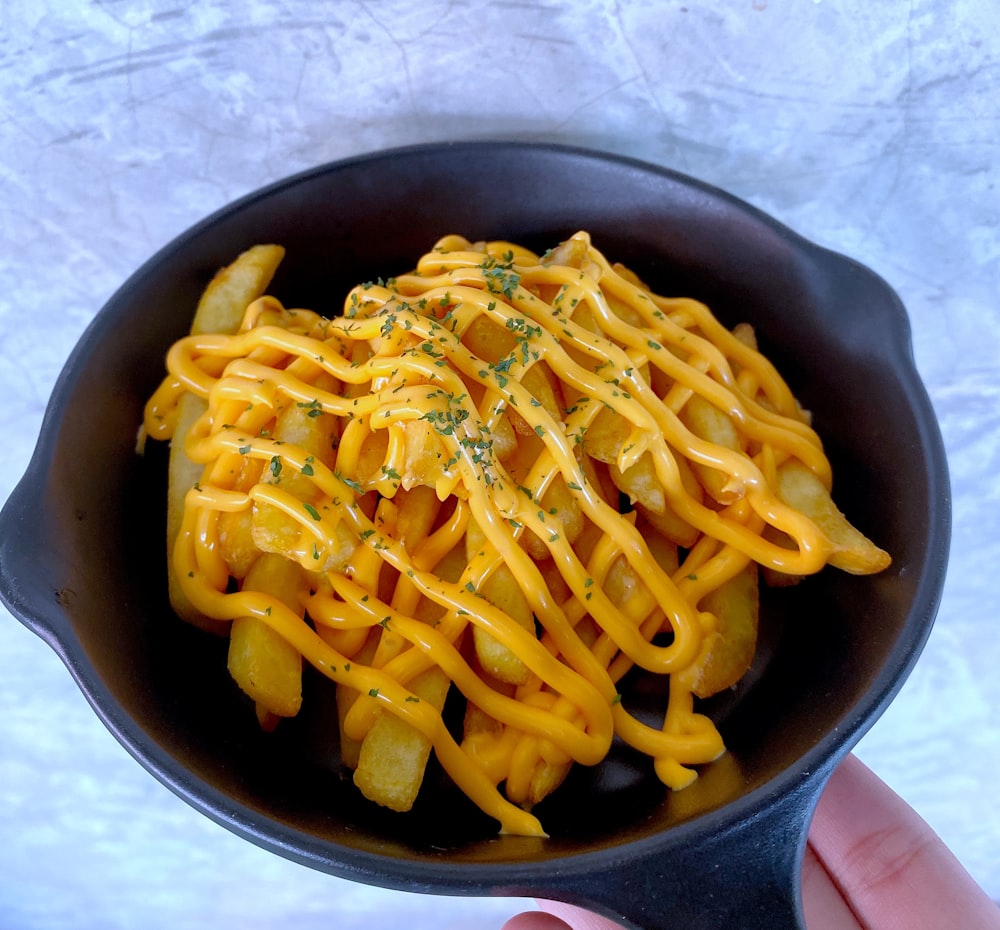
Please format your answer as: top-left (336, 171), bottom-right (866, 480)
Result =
top-left (539, 767), bottom-right (831, 930)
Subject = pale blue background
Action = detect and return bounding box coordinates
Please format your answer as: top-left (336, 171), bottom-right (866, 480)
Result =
top-left (1, 2), bottom-right (998, 928)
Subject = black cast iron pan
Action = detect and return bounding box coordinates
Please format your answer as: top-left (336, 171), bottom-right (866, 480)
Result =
top-left (0, 142), bottom-right (950, 930)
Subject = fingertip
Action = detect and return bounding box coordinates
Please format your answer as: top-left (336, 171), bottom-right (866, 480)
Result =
top-left (500, 911), bottom-right (573, 930)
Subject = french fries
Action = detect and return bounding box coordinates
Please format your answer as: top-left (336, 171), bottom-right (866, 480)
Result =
top-left (582, 405), bottom-right (630, 465)
top-left (352, 665), bottom-right (451, 812)
top-left (678, 393), bottom-right (741, 505)
top-left (147, 233), bottom-right (893, 833)
top-left (775, 459), bottom-right (891, 575)
top-left (189, 244), bottom-right (285, 336)
top-left (335, 629), bottom-right (380, 770)
top-left (686, 562), bottom-right (760, 699)
top-left (165, 245), bottom-right (284, 633)
top-left (166, 392), bottom-right (225, 634)
top-left (348, 521), bottom-right (467, 811)
top-left (466, 517), bottom-right (535, 685)
top-left (227, 552), bottom-right (307, 720)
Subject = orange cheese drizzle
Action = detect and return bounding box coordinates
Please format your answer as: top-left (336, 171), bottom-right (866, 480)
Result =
top-left (143, 231), bottom-right (847, 832)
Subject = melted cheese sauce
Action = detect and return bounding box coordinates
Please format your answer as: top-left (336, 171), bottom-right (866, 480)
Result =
top-left (143, 232), bottom-right (851, 836)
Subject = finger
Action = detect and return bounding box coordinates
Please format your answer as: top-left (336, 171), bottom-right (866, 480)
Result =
top-left (536, 900), bottom-right (628, 930)
top-left (801, 842), bottom-right (863, 930)
top-left (501, 912), bottom-right (573, 930)
top-left (809, 754), bottom-right (1000, 930)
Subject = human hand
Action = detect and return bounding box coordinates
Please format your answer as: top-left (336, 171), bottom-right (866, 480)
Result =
top-left (500, 754), bottom-right (1000, 930)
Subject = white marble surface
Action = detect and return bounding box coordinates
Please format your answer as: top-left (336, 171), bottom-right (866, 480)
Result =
top-left (1, 2), bottom-right (998, 927)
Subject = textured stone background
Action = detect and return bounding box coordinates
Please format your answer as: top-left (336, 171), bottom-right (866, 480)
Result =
top-left (1, 2), bottom-right (997, 927)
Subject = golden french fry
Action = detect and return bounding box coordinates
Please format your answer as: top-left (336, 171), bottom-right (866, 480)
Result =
top-left (454, 375), bottom-right (519, 464)
top-left (217, 506), bottom-right (260, 580)
top-left (460, 671), bottom-right (517, 779)
top-left (401, 418), bottom-right (445, 488)
top-left (583, 406), bottom-right (630, 465)
top-left (491, 411), bottom-right (519, 462)
top-left (353, 664), bottom-right (451, 812)
top-left (348, 521), bottom-right (466, 802)
top-left (345, 423), bottom-right (391, 486)
top-left (509, 361), bottom-right (564, 437)
top-left (424, 537), bottom-right (469, 589)
top-left (758, 524), bottom-right (804, 588)
top-left (393, 483), bottom-right (442, 547)
top-left (578, 448), bottom-right (620, 510)
top-left (525, 526), bottom-right (679, 809)
top-left (610, 451), bottom-right (667, 515)
top-left (336, 629), bottom-right (380, 770)
top-left (503, 733), bottom-right (572, 810)
top-left (731, 321), bottom-right (758, 351)
top-left (542, 474), bottom-right (585, 546)
top-left (686, 562), bottom-right (760, 699)
top-left (217, 443), bottom-right (267, 580)
top-left (524, 754), bottom-right (572, 809)
top-left (373, 486), bottom-right (448, 658)
top-left (636, 504), bottom-right (700, 549)
top-left (635, 503), bottom-right (699, 549)
top-left (500, 433), bottom-right (549, 562)
top-left (605, 289), bottom-right (644, 327)
top-left (369, 494), bottom-right (432, 668)
top-left (502, 426), bottom-right (542, 481)
top-left (517, 472), bottom-right (586, 562)
top-left (636, 514), bottom-right (681, 577)
top-left (633, 451), bottom-right (702, 548)
top-left (167, 245), bottom-right (285, 629)
top-left (463, 700), bottom-right (504, 745)
top-left (678, 393), bottom-right (741, 504)
top-left (462, 314), bottom-right (513, 364)
top-left (250, 494), bottom-right (356, 573)
top-left (519, 519), bottom-right (679, 809)
top-left (602, 552), bottom-right (661, 624)
top-left (269, 397), bottom-right (338, 496)
top-left (249, 383), bottom-right (351, 570)
top-left (610, 261), bottom-right (648, 290)
top-left (166, 393), bottom-right (228, 634)
top-left (775, 460), bottom-right (891, 575)
top-left (250, 498), bottom-right (303, 557)
top-left (463, 696), bottom-right (572, 811)
top-left (500, 431), bottom-right (565, 561)
top-left (249, 405), bottom-right (343, 569)
top-left (545, 235), bottom-right (588, 271)
top-left (466, 517), bottom-right (535, 685)
top-left (470, 581), bottom-right (533, 685)
top-left (227, 553), bottom-right (307, 719)
top-left (190, 244), bottom-right (285, 336)
top-left (602, 553), bottom-right (640, 613)
top-left (461, 314), bottom-right (565, 436)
